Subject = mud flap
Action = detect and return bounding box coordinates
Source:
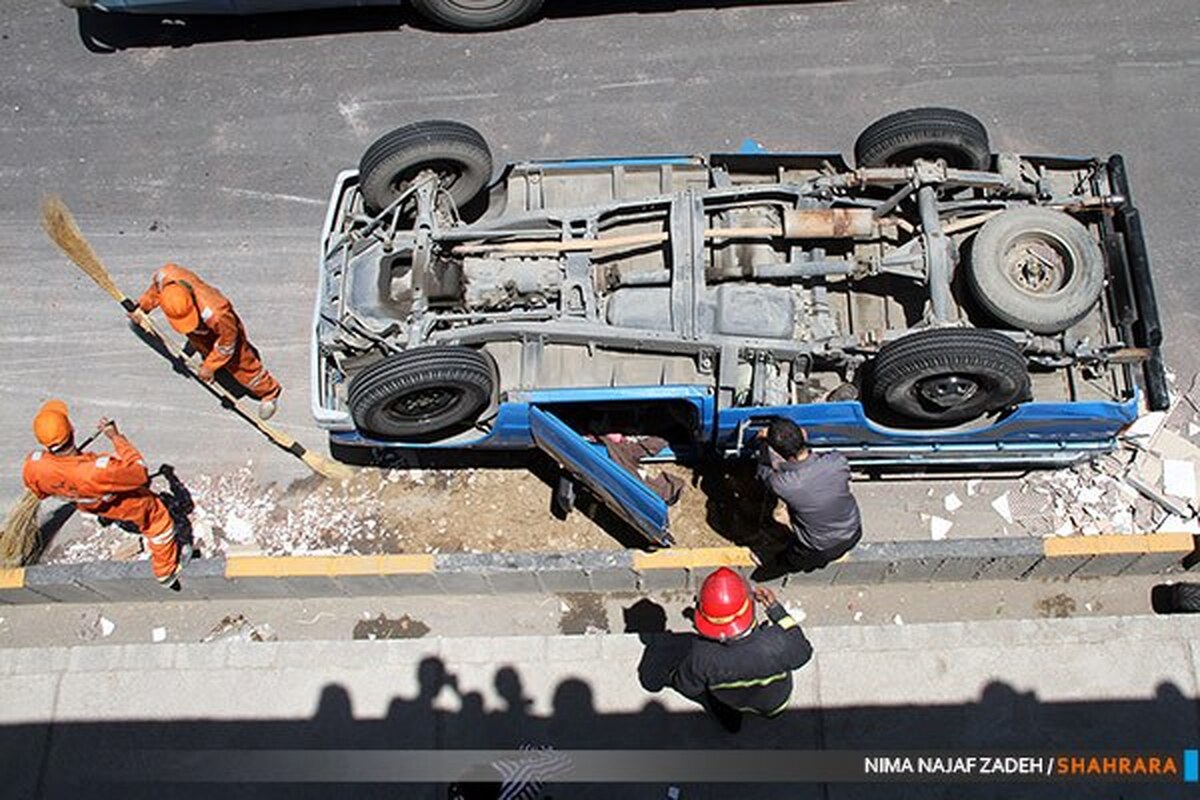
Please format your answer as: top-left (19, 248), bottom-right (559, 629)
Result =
top-left (529, 406), bottom-right (672, 546)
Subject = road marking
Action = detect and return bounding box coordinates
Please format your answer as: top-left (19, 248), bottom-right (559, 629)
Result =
top-left (595, 78), bottom-right (676, 91)
top-left (219, 188), bottom-right (325, 207)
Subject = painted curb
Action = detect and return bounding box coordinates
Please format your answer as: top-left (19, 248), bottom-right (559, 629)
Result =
top-left (1, 532), bottom-right (1194, 604)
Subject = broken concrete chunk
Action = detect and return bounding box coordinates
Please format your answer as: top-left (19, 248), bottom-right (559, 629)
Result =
top-left (991, 493), bottom-right (1014, 524)
top-left (1123, 411), bottom-right (1167, 440)
top-left (1162, 458), bottom-right (1198, 503)
top-left (930, 515), bottom-right (953, 541)
top-left (99, 616), bottom-right (115, 638)
top-left (1150, 427), bottom-right (1200, 463)
top-left (966, 479), bottom-right (982, 497)
top-left (943, 493), bottom-right (963, 513)
top-left (1125, 475), bottom-right (1192, 518)
top-left (151, 627), bottom-right (167, 643)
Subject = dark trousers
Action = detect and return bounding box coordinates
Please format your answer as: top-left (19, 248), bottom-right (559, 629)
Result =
top-left (785, 526), bottom-right (863, 572)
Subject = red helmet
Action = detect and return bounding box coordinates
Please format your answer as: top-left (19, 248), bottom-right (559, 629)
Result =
top-left (695, 567), bottom-right (754, 641)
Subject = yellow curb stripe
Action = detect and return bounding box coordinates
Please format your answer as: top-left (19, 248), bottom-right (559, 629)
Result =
top-left (226, 554), bottom-right (435, 578)
top-left (633, 546), bottom-right (756, 570)
top-left (0, 567), bottom-right (25, 590)
top-left (1043, 532), bottom-right (1194, 558)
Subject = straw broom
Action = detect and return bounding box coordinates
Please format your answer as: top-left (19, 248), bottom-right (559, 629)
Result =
top-left (0, 431), bottom-right (100, 567)
top-left (0, 492), bottom-right (41, 567)
top-left (39, 195), bottom-right (354, 482)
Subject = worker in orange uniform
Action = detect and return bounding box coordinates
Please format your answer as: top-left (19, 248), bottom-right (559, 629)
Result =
top-left (22, 400), bottom-right (191, 589)
top-left (134, 263), bottom-right (281, 420)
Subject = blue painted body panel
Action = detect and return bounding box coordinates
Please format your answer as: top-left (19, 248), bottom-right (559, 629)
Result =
top-left (528, 407), bottom-right (671, 545)
top-left (330, 384), bottom-right (1139, 461)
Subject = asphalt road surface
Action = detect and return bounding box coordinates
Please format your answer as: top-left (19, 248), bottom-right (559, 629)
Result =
top-left (1, 0), bottom-right (1198, 505)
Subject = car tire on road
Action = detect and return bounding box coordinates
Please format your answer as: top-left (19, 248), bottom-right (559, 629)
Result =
top-left (347, 346), bottom-right (495, 440)
top-left (854, 107), bottom-right (991, 170)
top-left (410, 0), bottom-right (543, 31)
top-left (867, 328), bottom-right (1031, 425)
top-left (967, 207), bottom-right (1105, 334)
top-left (359, 120), bottom-right (493, 214)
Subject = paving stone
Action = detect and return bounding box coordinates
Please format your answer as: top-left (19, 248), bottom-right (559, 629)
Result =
top-left (545, 633), bottom-right (603, 662)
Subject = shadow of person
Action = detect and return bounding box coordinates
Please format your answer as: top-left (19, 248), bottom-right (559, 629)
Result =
top-left (153, 464), bottom-right (196, 552)
top-left (626, 599), bottom-right (696, 694)
top-left (28, 502), bottom-right (77, 563)
top-left (490, 666), bottom-right (535, 743)
top-left (308, 684), bottom-right (355, 746)
top-left (548, 679), bottom-right (599, 748)
top-left (384, 656), bottom-right (456, 748)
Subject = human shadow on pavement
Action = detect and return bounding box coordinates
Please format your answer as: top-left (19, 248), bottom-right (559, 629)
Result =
top-left (4, 648), bottom-right (1196, 799)
top-left (624, 598), bottom-right (695, 694)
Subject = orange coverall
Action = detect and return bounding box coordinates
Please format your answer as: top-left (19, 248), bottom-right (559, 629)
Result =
top-left (23, 435), bottom-right (179, 584)
top-left (137, 263), bottom-right (281, 401)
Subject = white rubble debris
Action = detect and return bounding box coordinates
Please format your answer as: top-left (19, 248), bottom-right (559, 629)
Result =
top-left (222, 512), bottom-right (255, 544)
top-left (99, 616), bottom-right (115, 638)
top-left (1162, 458), bottom-right (1197, 503)
top-left (930, 516), bottom-right (953, 541)
top-left (202, 613), bottom-right (277, 643)
top-left (991, 493), bottom-right (1014, 524)
top-left (943, 493), bottom-right (963, 513)
top-left (1124, 411), bottom-right (1167, 440)
top-left (966, 479), bottom-right (982, 497)
top-left (151, 627), bottom-right (166, 643)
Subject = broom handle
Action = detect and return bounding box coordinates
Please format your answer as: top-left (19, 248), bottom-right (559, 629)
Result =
top-left (123, 300), bottom-right (308, 457)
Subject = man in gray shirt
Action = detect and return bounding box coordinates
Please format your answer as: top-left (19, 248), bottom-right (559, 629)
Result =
top-left (756, 417), bottom-right (862, 571)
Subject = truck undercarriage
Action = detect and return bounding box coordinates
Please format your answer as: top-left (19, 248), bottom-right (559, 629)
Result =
top-left (314, 110), bottom-right (1164, 454)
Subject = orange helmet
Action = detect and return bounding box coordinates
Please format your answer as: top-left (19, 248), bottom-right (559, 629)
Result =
top-left (161, 283), bottom-right (200, 334)
top-left (33, 399), bottom-right (74, 450)
top-left (695, 567), bottom-right (755, 641)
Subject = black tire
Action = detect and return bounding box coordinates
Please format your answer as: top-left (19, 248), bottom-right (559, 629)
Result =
top-left (854, 107), bottom-right (991, 170)
top-left (347, 347), bottom-right (495, 440)
top-left (410, 0), bottom-right (543, 30)
top-left (967, 207), bottom-right (1105, 334)
top-left (359, 120), bottom-right (492, 214)
top-left (867, 329), bottom-right (1031, 425)
top-left (1170, 583), bottom-right (1200, 613)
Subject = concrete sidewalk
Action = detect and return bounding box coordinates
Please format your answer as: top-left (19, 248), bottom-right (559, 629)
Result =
top-left (2, 616), bottom-right (1197, 799)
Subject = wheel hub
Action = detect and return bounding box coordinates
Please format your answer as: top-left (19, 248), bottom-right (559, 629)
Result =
top-left (390, 387), bottom-right (459, 419)
top-left (916, 375), bottom-right (980, 409)
top-left (1005, 236), bottom-right (1070, 295)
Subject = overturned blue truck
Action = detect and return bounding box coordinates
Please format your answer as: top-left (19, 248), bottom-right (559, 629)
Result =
top-left (311, 108), bottom-right (1167, 545)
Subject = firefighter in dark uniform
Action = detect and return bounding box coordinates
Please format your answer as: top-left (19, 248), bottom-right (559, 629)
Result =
top-left (671, 567), bottom-right (813, 732)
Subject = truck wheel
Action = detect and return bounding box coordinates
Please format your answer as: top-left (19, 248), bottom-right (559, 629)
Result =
top-left (867, 329), bottom-right (1030, 425)
top-left (410, 0), bottom-right (543, 30)
top-left (359, 120), bottom-right (492, 214)
top-left (854, 108), bottom-right (991, 170)
top-left (967, 207), bottom-right (1105, 334)
top-left (1168, 583), bottom-right (1200, 613)
top-left (348, 347), bottom-right (495, 440)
